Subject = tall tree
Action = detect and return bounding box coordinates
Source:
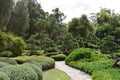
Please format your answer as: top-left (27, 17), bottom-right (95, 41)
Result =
top-left (0, 0), bottom-right (13, 31)
top-left (7, 0), bottom-right (29, 37)
top-left (68, 14), bottom-right (94, 37)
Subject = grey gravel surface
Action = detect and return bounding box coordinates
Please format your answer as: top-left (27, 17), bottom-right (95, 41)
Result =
top-left (55, 61), bottom-right (92, 80)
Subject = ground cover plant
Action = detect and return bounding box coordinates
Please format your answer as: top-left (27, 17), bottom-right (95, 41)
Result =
top-left (65, 48), bottom-right (120, 80)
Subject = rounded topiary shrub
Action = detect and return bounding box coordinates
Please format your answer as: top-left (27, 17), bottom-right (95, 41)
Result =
top-left (65, 48), bottom-right (100, 63)
top-left (14, 56), bottom-right (55, 70)
top-left (0, 51), bottom-right (13, 57)
top-left (23, 63), bottom-right (42, 80)
top-left (44, 52), bottom-right (58, 57)
top-left (0, 57), bottom-right (17, 65)
top-left (51, 54), bottom-right (67, 61)
top-left (0, 71), bottom-right (10, 80)
top-left (28, 61), bottom-right (42, 69)
top-left (0, 65), bottom-right (38, 80)
top-left (0, 62), bottom-right (11, 68)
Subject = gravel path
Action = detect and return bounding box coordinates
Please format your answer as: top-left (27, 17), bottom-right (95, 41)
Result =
top-left (55, 61), bottom-right (92, 80)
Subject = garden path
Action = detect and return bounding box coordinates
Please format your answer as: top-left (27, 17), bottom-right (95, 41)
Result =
top-left (55, 61), bottom-right (92, 80)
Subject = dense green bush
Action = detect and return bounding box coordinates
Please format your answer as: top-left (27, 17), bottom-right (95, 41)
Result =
top-left (27, 61), bottom-right (42, 69)
top-left (0, 32), bottom-right (26, 57)
top-left (44, 52), bottom-right (59, 57)
top-left (23, 63), bottom-right (42, 80)
top-left (0, 62), bottom-right (11, 68)
top-left (0, 51), bottom-right (13, 57)
top-left (92, 71), bottom-right (112, 80)
top-left (0, 57), bottom-right (17, 65)
top-left (13, 56), bottom-right (55, 70)
top-left (0, 71), bottom-right (10, 80)
top-left (0, 65), bottom-right (38, 80)
top-left (51, 54), bottom-right (66, 61)
top-left (65, 48), bottom-right (100, 63)
top-left (67, 59), bottom-right (115, 74)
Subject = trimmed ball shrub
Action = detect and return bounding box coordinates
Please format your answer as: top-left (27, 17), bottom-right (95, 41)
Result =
top-left (0, 51), bottom-right (13, 57)
top-left (0, 71), bottom-right (10, 80)
top-left (0, 65), bottom-right (38, 80)
top-left (0, 57), bottom-right (17, 65)
top-left (0, 62), bottom-right (11, 68)
top-left (28, 61), bottom-right (42, 69)
top-left (13, 56), bottom-right (55, 70)
top-left (51, 54), bottom-right (67, 61)
top-left (23, 63), bottom-right (42, 80)
top-left (65, 48), bottom-right (100, 63)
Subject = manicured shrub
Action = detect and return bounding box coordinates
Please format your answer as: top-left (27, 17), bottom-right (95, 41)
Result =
top-left (28, 61), bottom-right (42, 69)
top-left (65, 48), bottom-right (100, 63)
top-left (51, 54), bottom-right (66, 61)
top-left (0, 51), bottom-right (13, 57)
top-left (0, 71), bottom-right (10, 80)
top-left (0, 62), bottom-right (11, 68)
top-left (44, 52), bottom-right (58, 57)
top-left (0, 65), bottom-right (38, 80)
top-left (23, 63), bottom-right (42, 80)
top-left (13, 56), bottom-right (55, 70)
top-left (0, 57), bottom-right (17, 65)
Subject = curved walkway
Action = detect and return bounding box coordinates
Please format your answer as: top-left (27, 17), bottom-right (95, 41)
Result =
top-left (55, 61), bottom-right (92, 80)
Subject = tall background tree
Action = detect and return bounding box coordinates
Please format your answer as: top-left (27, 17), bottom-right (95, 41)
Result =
top-left (0, 0), bottom-right (13, 31)
top-left (7, 0), bottom-right (29, 37)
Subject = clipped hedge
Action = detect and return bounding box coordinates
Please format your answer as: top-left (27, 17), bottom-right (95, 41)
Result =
top-left (23, 63), bottom-right (42, 80)
top-left (65, 48), bottom-right (100, 63)
top-left (0, 57), bottom-right (17, 65)
top-left (0, 62), bottom-right (11, 68)
top-left (44, 52), bottom-right (58, 57)
top-left (0, 51), bottom-right (13, 57)
top-left (28, 61), bottom-right (42, 69)
top-left (13, 56), bottom-right (55, 70)
top-left (0, 65), bottom-right (38, 80)
top-left (51, 54), bottom-right (66, 61)
top-left (0, 71), bottom-right (10, 80)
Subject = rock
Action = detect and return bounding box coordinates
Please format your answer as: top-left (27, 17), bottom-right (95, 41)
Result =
top-left (114, 58), bottom-right (120, 68)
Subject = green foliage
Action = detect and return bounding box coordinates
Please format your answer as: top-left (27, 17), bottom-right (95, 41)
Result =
top-left (23, 63), bottom-right (42, 80)
top-left (44, 52), bottom-right (59, 57)
top-left (0, 32), bottom-right (26, 57)
top-left (13, 56), bottom-right (55, 70)
top-left (0, 65), bottom-right (38, 80)
top-left (28, 61), bottom-right (42, 70)
top-left (65, 48), bottom-right (100, 63)
top-left (92, 71), bottom-right (112, 80)
top-left (0, 0), bottom-right (13, 30)
top-left (7, 0), bottom-right (29, 37)
top-left (0, 62), bottom-right (11, 68)
top-left (60, 33), bottom-right (78, 54)
top-left (68, 14), bottom-right (94, 37)
top-left (99, 35), bottom-right (118, 53)
top-left (0, 71), bottom-right (10, 80)
top-left (0, 57), bottom-right (17, 65)
top-left (0, 51), bottom-right (13, 57)
top-left (51, 54), bottom-right (66, 61)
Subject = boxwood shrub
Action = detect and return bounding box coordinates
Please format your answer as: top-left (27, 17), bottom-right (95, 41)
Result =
top-left (0, 71), bottom-right (10, 80)
top-left (28, 61), bottom-right (42, 69)
top-left (0, 65), bottom-right (38, 80)
top-left (65, 48), bottom-right (100, 63)
top-left (0, 62), bottom-right (11, 68)
top-left (51, 54), bottom-right (66, 61)
top-left (44, 52), bottom-right (58, 57)
top-left (0, 57), bottom-right (17, 65)
top-left (23, 63), bottom-right (42, 80)
top-left (13, 56), bottom-right (55, 70)
top-left (0, 51), bottom-right (13, 57)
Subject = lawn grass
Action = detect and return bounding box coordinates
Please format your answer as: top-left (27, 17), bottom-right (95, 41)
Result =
top-left (43, 69), bottom-right (71, 80)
